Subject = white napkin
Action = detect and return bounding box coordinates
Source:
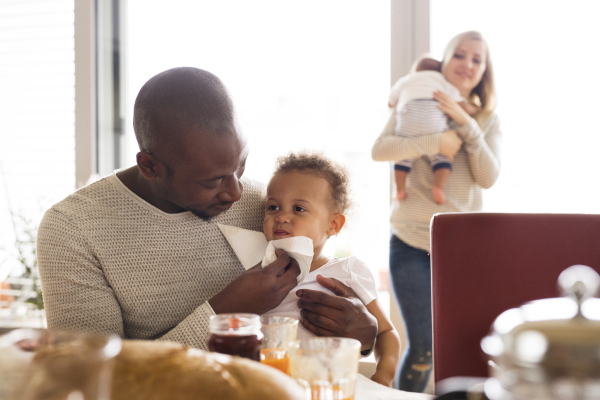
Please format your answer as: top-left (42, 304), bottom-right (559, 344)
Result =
top-left (217, 224), bottom-right (268, 270)
top-left (261, 236), bottom-right (314, 284)
top-left (217, 224), bottom-right (314, 284)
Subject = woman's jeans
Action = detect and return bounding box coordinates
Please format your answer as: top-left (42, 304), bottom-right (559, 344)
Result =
top-left (389, 234), bottom-right (432, 392)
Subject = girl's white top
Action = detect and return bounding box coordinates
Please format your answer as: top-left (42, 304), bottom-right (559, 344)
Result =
top-left (262, 256), bottom-right (378, 339)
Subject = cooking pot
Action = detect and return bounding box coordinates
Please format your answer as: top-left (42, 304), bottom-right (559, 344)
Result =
top-left (480, 264), bottom-right (600, 400)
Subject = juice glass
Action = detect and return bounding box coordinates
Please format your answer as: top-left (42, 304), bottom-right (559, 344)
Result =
top-left (259, 316), bottom-right (298, 375)
top-left (288, 337), bottom-right (360, 400)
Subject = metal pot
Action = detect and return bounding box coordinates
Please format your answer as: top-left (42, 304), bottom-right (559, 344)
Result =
top-left (481, 265), bottom-right (600, 400)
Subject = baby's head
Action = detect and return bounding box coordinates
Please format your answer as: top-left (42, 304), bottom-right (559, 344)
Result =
top-left (412, 56), bottom-right (442, 73)
top-left (263, 151), bottom-right (351, 253)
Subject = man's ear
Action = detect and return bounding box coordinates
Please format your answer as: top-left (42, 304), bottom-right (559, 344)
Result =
top-left (136, 151), bottom-right (161, 181)
top-left (329, 213), bottom-right (346, 236)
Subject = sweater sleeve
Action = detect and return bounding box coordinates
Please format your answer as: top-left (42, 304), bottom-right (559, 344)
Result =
top-left (38, 208), bottom-right (216, 350)
top-left (37, 208), bottom-right (125, 336)
top-left (155, 302), bottom-right (214, 349)
top-left (371, 110), bottom-right (442, 162)
top-left (455, 113), bottom-right (502, 189)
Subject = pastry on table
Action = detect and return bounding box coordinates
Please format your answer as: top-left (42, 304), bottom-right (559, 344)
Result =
top-left (16, 339), bottom-right (307, 400)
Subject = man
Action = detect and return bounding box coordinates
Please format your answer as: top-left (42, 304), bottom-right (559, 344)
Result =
top-left (38, 67), bottom-right (377, 353)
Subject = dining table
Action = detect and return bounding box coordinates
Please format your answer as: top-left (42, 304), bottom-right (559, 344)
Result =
top-left (355, 374), bottom-right (433, 400)
top-left (0, 336), bottom-right (434, 400)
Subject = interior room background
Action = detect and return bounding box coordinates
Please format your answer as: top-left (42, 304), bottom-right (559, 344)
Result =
top-left (1, 0), bottom-right (599, 308)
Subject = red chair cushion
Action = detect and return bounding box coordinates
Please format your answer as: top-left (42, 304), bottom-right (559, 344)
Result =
top-left (431, 212), bottom-right (600, 382)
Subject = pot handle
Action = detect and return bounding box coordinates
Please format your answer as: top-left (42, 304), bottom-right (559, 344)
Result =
top-left (558, 264), bottom-right (600, 317)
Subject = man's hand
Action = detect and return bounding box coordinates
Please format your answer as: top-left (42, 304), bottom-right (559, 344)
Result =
top-left (296, 275), bottom-right (378, 352)
top-left (209, 250), bottom-right (300, 314)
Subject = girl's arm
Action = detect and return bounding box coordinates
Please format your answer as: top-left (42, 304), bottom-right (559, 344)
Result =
top-left (365, 299), bottom-right (401, 387)
top-left (371, 111), bottom-right (461, 163)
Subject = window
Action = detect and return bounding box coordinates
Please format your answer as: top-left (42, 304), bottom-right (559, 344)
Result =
top-left (0, 0), bottom-right (75, 280)
top-left (431, 0), bottom-right (600, 213)
top-left (125, 0), bottom-right (392, 279)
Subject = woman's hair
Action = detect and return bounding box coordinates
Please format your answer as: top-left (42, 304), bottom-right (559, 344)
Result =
top-left (273, 151), bottom-right (352, 214)
top-left (441, 30), bottom-right (497, 123)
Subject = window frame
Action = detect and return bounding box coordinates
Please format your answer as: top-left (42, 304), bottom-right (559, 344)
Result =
top-left (74, 0), bottom-right (127, 187)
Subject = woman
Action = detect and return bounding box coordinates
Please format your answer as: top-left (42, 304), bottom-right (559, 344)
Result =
top-left (371, 31), bottom-right (501, 392)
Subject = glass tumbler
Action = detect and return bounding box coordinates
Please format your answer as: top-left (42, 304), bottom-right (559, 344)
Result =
top-left (288, 337), bottom-right (361, 400)
top-left (259, 316), bottom-right (298, 374)
top-left (207, 313), bottom-right (263, 361)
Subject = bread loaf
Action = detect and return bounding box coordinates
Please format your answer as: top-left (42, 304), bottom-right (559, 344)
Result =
top-left (112, 340), bottom-right (307, 400)
top-left (22, 340), bottom-right (308, 400)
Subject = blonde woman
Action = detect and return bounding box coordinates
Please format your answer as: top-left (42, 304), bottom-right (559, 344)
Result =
top-left (371, 31), bottom-right (501, 392)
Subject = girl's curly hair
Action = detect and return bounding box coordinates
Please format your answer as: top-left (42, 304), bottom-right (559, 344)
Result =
top-left (273, 151), bottom-right (352, 214)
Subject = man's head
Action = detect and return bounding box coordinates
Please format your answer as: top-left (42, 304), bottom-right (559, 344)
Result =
top-left (133, 67), bottom-right (248, 220)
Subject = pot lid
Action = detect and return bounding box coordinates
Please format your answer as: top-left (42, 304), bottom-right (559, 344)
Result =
top-left (481, 265), bottom-right (600, 382)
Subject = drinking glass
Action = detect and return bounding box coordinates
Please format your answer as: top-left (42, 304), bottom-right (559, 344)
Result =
top-left (288, 337), bottom-right (361, 400)
top-left (259, 316), bottom-right (298, 375)
top-left (207, 313), bottom-right (263, 361)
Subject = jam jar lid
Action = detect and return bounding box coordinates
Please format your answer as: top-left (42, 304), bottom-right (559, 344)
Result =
top-left (209, 313), bottom-right (262, 336)
top-left (481, 265), bottom-right (600, 394)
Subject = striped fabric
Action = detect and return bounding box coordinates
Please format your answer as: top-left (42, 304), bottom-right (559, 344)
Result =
top-left (388, 70), bottom-right (462, 112)
top-left (395, 100), bottom-right (449, 138)
top-left (372, 111), bottom-right (502, 252)
top-left (394, 99), bottom-right (451, 170)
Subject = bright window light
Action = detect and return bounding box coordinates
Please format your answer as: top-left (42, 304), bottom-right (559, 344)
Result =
top-left (432, 0), bottom-right (600, 213)
top-left (126, 1), bottom-right (392, 278)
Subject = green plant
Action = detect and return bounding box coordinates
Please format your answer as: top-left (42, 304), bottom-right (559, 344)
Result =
top-left (1, 209), bottom-right (44, 310)
top-left (0, 161), bottom-right (44, 310)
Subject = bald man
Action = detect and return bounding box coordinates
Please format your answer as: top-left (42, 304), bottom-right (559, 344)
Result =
top-left (37, 67), bottom-right (377, 353)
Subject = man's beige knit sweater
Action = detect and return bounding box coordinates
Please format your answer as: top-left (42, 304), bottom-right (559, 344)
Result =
top-left (37, 172), bottom-right (264, 350)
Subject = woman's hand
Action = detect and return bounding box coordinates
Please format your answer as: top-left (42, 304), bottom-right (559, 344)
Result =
top-left (459, 101), bottom-right (481, 116)
top-left (440, 130), bottom-right (462, 161)
top-left (433, 91), bottom-right (471, 126)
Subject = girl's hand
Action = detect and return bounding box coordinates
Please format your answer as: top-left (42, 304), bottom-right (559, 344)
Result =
top-left (440, 130), bottom-right (462, 161)
top-left (433, 91), bottom-right (470, 126)
top-left (370, 370), bottom-right (394, 387)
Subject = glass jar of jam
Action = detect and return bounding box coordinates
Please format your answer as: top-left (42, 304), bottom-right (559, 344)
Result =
top-left (207, 313), bottom-right (263, 361)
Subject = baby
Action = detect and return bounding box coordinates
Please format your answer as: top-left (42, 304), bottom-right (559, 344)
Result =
top-left (388, 57), bottom-right (479, 205)
top-left (261, 151), bottom-right (400, 387)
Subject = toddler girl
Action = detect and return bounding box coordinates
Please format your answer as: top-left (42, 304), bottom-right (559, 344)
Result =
top-left (261, 151), bottom-right (400, 387)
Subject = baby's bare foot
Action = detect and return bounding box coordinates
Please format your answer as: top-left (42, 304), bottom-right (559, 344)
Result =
top-left (432, 187), bottom-right (445, 205)
top-left (396, 190), bottom-right (406, 200)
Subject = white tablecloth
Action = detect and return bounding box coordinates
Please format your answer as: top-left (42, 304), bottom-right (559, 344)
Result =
top-left (355, 374), bottom-right (433, 400)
